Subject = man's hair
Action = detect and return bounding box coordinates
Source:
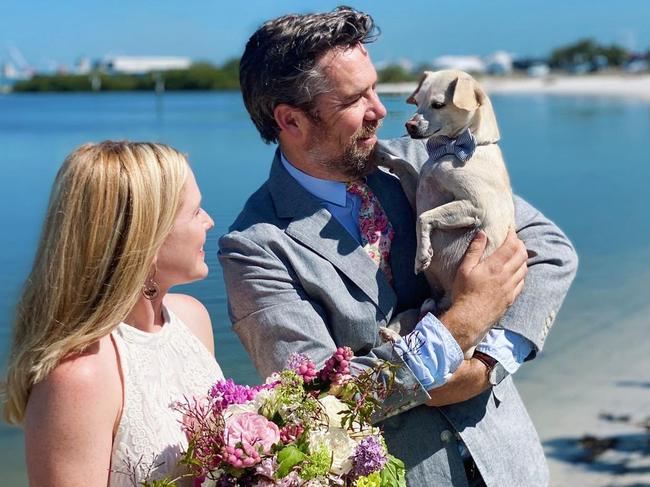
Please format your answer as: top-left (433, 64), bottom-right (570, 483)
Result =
top-left (240, 6), bottom-right (378, 144)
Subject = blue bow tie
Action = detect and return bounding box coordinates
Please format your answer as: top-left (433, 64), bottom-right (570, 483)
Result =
top-left (426, 128), bottom-right (477, 162)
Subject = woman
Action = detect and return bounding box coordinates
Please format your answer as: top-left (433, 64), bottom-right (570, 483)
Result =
top-left (3, 141), bottom-right (224, 486)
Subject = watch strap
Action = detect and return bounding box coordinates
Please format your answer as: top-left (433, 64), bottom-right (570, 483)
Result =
top-left (472, 350), bottom-right (497, 371)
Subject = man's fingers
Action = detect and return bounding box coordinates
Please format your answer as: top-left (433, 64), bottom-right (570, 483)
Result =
top-left (496, 234), bottom-right (527, 274)
top-left (511, 277), bottom-right (526, 304)
top-left (484, 230), bottom-right (519, 266)
top-left (508, 261), bottom-right (528, 288)
top-left (460, 231), bottom-right (487, 271)
top-left (504, 261), bottom-right (527, 304)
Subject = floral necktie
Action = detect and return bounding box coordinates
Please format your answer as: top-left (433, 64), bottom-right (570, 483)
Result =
top-left (346, 181), bottom-right (395, 283)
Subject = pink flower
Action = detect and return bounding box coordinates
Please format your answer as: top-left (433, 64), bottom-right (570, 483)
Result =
top-left (225, 412), bottom-right (280, 455)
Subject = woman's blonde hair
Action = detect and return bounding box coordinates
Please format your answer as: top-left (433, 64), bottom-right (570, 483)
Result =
top-left (2, 141), bottom-right (189, 424)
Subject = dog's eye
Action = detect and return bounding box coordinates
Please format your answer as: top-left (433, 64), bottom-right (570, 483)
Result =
top-left (431, 101), bottom-right (445, 109)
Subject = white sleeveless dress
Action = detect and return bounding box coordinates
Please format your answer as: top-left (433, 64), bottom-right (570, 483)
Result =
top-left (108, 306), bottom-right (224, 487)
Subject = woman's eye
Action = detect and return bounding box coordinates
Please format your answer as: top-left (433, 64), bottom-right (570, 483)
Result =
top-left (431, 101), bottom-right (445, 109)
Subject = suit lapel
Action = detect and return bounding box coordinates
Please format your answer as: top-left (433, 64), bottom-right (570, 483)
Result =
top-left (268, 152), bottom-right (396, 321)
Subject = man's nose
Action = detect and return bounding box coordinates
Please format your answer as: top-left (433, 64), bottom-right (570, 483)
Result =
top-left (367, 91), bottom-right (387, 121)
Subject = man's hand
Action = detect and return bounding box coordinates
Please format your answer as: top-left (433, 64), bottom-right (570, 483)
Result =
top-left (426, 358), bottom-right (490, 407)
top-left (440, 230), bottom-right (528, 352)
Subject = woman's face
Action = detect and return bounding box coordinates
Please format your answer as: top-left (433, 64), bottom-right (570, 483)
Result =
top-left (155, 168), bottom-right (214, 289)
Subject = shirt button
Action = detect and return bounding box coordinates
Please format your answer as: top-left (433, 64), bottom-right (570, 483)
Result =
top-left (440, 430), bottom-right (454, 443)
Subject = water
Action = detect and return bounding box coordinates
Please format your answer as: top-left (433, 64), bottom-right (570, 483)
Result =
top-left (1, 91), bottom-right (649, 483)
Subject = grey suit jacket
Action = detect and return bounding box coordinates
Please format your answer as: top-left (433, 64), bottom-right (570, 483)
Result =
top-left (219, 140), bottom-right (578, 487)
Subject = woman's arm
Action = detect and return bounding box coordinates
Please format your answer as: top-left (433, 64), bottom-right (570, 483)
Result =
top-left (24, 337), bottom-right (121, 486)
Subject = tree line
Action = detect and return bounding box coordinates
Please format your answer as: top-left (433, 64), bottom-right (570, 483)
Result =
top-left (11, 39), bottom-right (650, 92)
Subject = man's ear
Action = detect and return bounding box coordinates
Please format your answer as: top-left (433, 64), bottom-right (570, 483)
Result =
top-left (274, 104), bottom-right (309, 140)
top-left (452, 76), bottom-right (480, 111)
top-left (406, 71), bottom-right (430, 105)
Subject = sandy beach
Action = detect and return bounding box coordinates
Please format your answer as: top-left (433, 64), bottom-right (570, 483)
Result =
top-left (378, 74), bottom-right (650, 102)
top-left (518, 286), bottom-right (650, 486)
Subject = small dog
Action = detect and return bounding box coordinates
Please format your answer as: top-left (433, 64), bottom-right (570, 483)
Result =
top-left (378, 70), bottom-right (515, 354)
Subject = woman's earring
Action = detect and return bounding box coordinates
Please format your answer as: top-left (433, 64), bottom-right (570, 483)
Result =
top-left (142, 265), bottom-right (160, 300)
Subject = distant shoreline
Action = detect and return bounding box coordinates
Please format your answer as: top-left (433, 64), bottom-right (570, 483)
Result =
top-left (377, 74), bottom-right (650, 102)
top-left (4, 74), bottom-right (650, 101)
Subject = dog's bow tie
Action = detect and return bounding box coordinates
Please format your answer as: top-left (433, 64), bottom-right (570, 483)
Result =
top-left (426, 128), bottom-right (477, 162)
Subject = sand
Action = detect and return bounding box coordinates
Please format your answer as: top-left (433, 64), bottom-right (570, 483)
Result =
top-left (518, 305), bottom-right (650, 486)
top-left (378, 74), bottom-right (650, 102)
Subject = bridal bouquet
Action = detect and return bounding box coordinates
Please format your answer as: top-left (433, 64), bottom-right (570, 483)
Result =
top-left (156, 347), bottom-right (405, 486)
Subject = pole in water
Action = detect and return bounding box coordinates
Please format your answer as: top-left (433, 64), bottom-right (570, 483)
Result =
top-left (154, 72), bottom-right (165, 94)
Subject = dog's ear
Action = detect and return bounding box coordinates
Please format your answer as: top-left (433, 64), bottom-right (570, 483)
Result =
top-left (407, 72), bottom-right (429, 105)
top-left (452, 76), bottom-right (480, 111)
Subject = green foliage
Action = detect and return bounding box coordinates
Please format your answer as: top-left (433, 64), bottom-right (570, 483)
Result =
top-left (164, 60), bottom-right (240, 90)
top-left (379, 455), bottom-right (406, 487)
top-left (377, 64), bottom-right (418, 83)
top-left (140, 479), bottom-right (179, 487)
top-left (276, 445), bottom-right (307, 478)
top-left (14, 74), bottom-right (92, 92)
top-left (13, 59), bottom-right (240, 92)
top-left (356, 471), bottom-right (382, 487)
top-left (337, 360), bottom-right (399, 431)
top-left (301, 442), bottom-right (331, 480)
top-left (549, 38), bottom-right (631, 67)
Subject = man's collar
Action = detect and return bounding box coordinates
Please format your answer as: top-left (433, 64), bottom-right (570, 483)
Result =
top-left (280, 152), bottom-right (348, 207)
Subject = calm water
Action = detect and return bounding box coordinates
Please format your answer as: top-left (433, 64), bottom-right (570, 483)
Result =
top-left (1, 91), bottom-right (649, 483)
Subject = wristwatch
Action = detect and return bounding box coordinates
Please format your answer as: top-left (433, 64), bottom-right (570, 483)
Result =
top-left (472, 350), bottom-right (509, 386)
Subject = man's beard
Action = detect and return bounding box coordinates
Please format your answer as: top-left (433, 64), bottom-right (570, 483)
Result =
top-left (307, 120), bottom-right (382, 180)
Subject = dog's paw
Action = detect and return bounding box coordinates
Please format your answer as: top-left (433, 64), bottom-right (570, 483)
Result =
top-left (379, 326), bottom-right (402, 343)
top-left (414, 248), bottom-right (433, 274)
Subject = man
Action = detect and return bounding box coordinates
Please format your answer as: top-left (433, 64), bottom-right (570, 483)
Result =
top-left (219, 7), bottom-right (577, 486)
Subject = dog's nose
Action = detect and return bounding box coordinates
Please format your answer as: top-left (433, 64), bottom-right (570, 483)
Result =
top-left (405, 120), bottom-right (418, 135)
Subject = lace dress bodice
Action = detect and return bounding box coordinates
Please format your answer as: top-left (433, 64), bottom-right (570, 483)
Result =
top-left (108, 306), bottom-right (224, 486)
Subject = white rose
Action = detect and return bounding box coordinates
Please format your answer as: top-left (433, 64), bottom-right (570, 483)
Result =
top-left (318, 395), bottom-right (348, 429)
top-left (223, 400), bottom-right (257, 418)
top-left (309, 426), bottom-right (357, 475)
top-left (252, 387), bottom-right (277, 410)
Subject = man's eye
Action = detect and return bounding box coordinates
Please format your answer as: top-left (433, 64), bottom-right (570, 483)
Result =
top-left (431, 101), bottom-right (445, 109)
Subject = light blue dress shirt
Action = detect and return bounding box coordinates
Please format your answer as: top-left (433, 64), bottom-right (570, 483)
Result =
top-left (280, 153), bottom-right (532, 389)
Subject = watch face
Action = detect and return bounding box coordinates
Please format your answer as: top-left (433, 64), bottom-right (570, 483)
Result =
top-left (489, 363), bottom-right (509, 386)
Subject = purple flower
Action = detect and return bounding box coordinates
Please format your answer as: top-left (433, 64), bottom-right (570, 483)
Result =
top-left (352, 435), bottom-right (388, 477)
top-left (255, 457), bottom-right (278, 478)
top-left (209, 379), bottom-right (270, 412)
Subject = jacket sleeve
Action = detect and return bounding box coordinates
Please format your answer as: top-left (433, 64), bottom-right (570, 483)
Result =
top-left (218, 231), bottom-right (432, 421)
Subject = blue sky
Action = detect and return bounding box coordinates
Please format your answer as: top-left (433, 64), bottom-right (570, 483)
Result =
top-left (2, 0), bottom-right (649, 70)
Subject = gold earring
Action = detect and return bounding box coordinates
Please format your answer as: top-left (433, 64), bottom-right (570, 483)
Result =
top-left (142, 265), bottom-right (159, 300)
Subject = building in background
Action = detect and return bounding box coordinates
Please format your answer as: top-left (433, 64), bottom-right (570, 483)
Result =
top-left (431, 55), bottom-right (486, 74)
top-left (98, 56), bottom-right (192, 75)
top-left (485, 51), bottom-right (514, 75)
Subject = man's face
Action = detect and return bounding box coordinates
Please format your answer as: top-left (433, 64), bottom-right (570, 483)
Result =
top-left (305, 44), bottom-right (387, 181)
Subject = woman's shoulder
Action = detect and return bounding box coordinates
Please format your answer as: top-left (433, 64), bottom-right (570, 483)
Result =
top-left (164, 293), bottom-right (214, 355)
top-left (24, 335), bottom-right (121, 484)
top-left (27, 335), bottom-right (121, 420)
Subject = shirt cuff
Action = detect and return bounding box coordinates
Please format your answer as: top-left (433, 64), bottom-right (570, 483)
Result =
top-left (475, 328), bottom-right (534, 374)
top-left (392, 313), bottom-right (463, 390)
